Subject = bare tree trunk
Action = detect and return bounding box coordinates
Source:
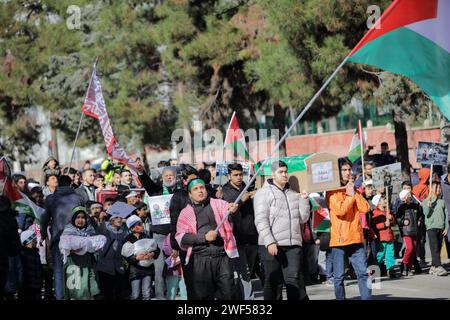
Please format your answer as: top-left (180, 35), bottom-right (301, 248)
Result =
top-left (392, 110), bottom-right (410, 181)
top-left (273, 103), bottom-right (287, 157)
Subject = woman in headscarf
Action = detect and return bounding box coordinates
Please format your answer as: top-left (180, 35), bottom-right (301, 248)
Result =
top-left (60, 206), bottom-right (105, 300)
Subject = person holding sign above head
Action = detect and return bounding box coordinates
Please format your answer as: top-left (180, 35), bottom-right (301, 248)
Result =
top-left (175, 178), bottom-right (239, 300)
top-left (254, 160), bottom-right (310, 300)
top-left (325, 157), bottom-right (371, 300)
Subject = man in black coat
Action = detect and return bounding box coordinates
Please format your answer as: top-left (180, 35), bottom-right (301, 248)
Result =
top-left (40, 175), bottom-right (84, 300)
top-left (221, 163), bottom-right (258, 300)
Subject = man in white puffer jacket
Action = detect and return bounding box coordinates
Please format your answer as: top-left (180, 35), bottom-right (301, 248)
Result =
top-left (254, 160), bottom-right (310, 300)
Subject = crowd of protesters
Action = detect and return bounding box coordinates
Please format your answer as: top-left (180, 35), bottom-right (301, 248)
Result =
top-left (0, 142), bottom-right (449, 301)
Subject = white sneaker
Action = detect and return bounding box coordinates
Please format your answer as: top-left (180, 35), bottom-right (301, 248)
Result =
top-left (435, 266), bottom-right (448, 276)
top-left (429, 266), bottom-right (436, 275)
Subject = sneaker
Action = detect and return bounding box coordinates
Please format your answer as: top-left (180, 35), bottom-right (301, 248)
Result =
top-left (325, 279), bottom-right (334, 286)
top-left (429, 266), bottom-right (436, 275)
top-left (435, 266), bottom-right (448, 276)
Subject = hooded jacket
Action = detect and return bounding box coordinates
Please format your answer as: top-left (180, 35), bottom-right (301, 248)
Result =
top-left (41, 157), bottom-right (61, 185)
top-left (41, 186), bottom-right (84, 246)
top-left (326, 188), bottom-right (370, 247)
top-left (412, 168), bottom-right (431, 201)
top-left (254, 179), bottom-right (310, 247)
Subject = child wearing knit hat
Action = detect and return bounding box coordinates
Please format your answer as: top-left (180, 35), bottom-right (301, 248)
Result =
top-left (18, 230), bottom-right (43, 300)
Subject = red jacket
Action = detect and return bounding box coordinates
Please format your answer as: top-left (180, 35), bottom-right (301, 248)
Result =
top-left (371, 208), bottom-right (395, 242)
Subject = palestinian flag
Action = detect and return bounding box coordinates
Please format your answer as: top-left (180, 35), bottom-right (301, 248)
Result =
top-left (224, 112), bottom-right (254, 163)
top-left (310, 196), bottom-right (330, 233)
top-left (1, 158), bottom-right (44, 222)
top-left (348, 0), bottom-right (450, 120)
top-left (348, 120), bottom-right (364, 163)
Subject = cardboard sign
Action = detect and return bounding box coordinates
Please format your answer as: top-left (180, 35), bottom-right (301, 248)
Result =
top-left (416, 141), bottom-right (448, 166)
top-left (145, 194), bottom-right (173, 226)
top-left (311, 161), bottom-right (334, 184)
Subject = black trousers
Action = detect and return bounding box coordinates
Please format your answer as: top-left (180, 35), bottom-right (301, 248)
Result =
top-left (416, 224), bottom-right (427, 261)
top-left (259, 245), bottom-right (308, 300)
top-left (97, 271), bottom-right (131, 300)
top-left (185, 253), bottom-right (234, 300)
top-left (427, 229), bottom-right (445, 267)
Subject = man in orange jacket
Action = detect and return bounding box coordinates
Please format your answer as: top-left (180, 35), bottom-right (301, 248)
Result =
top-left (326, 157), bottom-right (371, 300)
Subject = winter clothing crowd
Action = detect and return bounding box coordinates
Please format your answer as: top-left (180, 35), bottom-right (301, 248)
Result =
top-left (0, 144), bottom-right (449, 301)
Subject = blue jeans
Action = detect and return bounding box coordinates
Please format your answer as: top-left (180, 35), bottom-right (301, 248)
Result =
top-left (332, 244), bottom-right (371, 300)
top-left (131, 276), bottom-right (152, 300)
top-left (325, 251), bottom-right (333, 280)
top-left (52, 241), bottom-right (64, 300)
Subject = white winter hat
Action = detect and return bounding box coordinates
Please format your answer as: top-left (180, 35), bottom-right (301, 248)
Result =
top-left (20, 229), bottom-right (36, 246)
top-left (126, 215), bottom-right (142, 229)
top-left (363, 179), bottom-right (373, 187)
top-left (399, 190), bottom-right (411, 201)
top-left (309, 193), bottom-right (321, 199)
top-left (371, 194), bottom-right (382, 207)
top-left (126, 191), bottom-right (139, 199)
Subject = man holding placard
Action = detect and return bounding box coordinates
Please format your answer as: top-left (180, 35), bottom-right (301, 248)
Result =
top-left (326, 157), bottom-right (371, 300)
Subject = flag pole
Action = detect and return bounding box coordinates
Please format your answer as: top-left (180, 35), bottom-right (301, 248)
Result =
top-left (215, 56), bottom-right (350, 232)
top-left (359, 120), bottom-right (366, 183)
top-left (68, 112), bottom-right (85, 171)
top-left (68, 56), bottom-right (99, 171)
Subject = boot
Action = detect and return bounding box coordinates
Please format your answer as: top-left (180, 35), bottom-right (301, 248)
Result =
top-left (414, 260), bottom-right (422, 274)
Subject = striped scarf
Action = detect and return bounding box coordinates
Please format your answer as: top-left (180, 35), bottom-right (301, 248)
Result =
top-left (175, 198), bottom-right (238, 264)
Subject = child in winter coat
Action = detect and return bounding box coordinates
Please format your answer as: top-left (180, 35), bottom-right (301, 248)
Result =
top-left (396, 190), bottom-right (424, 276)
top-left (96, 215), bottom-right (130, 300)
top-left (18, 230), bottom-right (43, 300)
top-left (121, 215), bottom-right (159, 300)
top-left (371, 194), bottom-right (397, 278)
top-left (423, 182), bottom-right (449, 276)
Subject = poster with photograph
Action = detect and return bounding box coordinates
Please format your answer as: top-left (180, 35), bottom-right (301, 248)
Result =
top-left (416, 141), bottom-right (448, 166)
top-left (372, 162), bottom-right (402, 193)
top-left (145, 194), bottom-right (173, 226)
top-left (215, 162), bottom-right (251, 185)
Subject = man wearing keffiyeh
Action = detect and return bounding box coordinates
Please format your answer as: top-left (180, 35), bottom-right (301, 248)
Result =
top-left (175, 178), bottom-right (239, 300)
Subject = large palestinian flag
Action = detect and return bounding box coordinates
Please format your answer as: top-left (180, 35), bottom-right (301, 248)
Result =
top-left (348, 0), bottom-right (450, 120)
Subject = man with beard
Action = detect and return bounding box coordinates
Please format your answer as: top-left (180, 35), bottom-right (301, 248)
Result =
top-left (175, 178), bottom-right (238, 299)
top-left (136, 164), bottom-right (179, 300)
